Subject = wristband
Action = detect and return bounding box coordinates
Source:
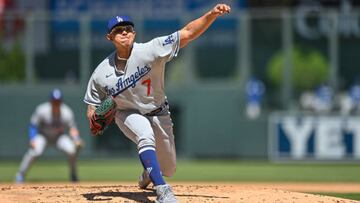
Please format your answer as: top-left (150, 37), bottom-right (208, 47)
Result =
top-left (28, 124), bottom-right (38, 140)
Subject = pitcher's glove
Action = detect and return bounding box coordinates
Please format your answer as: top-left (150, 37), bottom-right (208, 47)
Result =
top-left (90, 97), bottom-right (116, 136)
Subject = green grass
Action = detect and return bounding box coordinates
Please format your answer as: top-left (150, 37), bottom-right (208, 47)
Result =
top-left (176, 160), bottom-right (360, 182)
top-left (311, 193), bottom-right (360, 201)
top-left (1, 159), bottom-right (360, 183)
top-left (2, 160), bottom-right (359, 201)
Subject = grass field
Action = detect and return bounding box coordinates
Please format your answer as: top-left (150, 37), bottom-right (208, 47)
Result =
top-left (1, 159), bottom-right (360, 182)
top-left (310, 193), bottom-right (360, 201)
top-left (1, 159), bottom-right (360, 200)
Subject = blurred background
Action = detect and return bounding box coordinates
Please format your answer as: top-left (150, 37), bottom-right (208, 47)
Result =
top-left (1, 0), bottom-right (360, 163)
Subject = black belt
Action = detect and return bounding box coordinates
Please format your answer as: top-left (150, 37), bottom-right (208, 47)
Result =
top-left (144, 101), bottom-right (169, 117)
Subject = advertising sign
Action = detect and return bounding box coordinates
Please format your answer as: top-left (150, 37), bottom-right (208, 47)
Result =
top-left (269, 113), bottom-right (360, 160)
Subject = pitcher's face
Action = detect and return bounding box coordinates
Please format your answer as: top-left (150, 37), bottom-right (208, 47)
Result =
top-left (107, 25), bottom-right (136, 48)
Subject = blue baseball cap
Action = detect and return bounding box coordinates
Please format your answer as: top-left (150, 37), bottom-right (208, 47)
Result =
top-left (50, 88), bottom-right (62, 101)
top-left (107, 15), bottom-right (134, 33)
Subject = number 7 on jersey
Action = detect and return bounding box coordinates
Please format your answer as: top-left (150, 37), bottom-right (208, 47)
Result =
top-left (141, 78), bottom-right (151, 96)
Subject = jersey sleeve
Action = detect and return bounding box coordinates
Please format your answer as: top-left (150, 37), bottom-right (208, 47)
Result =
top-left (83, 69), bottom-right (108, 106)
top-left (152, 31), bottom-right (180, 62)
top-left (83, 74), bottom-right (107, 107)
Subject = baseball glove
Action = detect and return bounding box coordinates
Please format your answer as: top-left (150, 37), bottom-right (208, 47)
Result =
top-left (90, 97), bottom-right (116, 136)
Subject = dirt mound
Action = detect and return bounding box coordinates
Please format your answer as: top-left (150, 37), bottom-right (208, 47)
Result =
top-left (0, 182), bottom-right (359, 203)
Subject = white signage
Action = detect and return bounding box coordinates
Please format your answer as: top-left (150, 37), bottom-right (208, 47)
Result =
top-left (270, 114), bottom-right (360, 160)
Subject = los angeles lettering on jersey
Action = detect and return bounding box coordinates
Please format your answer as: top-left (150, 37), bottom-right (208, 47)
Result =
top-left (105, 65), bottom-right (151, 96)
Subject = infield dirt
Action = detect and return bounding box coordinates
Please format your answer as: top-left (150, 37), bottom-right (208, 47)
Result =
top-left (1, 182), bottom-right (359, 203)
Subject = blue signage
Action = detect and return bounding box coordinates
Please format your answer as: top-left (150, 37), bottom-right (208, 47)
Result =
top-left (270, 115), bottom-right (360, 160)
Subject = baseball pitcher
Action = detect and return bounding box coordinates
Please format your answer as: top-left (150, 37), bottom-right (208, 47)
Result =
top-left (84, 4), bottom-right (231, 203)
top-left (15, 89), bottom-right (83, 183)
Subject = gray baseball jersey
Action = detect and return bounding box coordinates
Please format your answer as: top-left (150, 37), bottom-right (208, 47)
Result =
top-left (31, 102), bottom-right (77, 139)
top-left (84, 31), bottom-right (180, 114)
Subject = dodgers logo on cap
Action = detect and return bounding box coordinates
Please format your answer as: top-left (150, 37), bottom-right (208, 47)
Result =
top-left (116, 16), bottom-right (123, 22)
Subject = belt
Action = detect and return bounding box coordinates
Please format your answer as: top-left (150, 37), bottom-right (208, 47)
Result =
top-left (144, 101), bottom-right (169, 117)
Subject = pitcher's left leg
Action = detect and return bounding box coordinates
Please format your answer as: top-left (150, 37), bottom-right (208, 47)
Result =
top-left (116, 112), bottom-right (167, 187)
top-left (151, 114), bottom-right (177, 177)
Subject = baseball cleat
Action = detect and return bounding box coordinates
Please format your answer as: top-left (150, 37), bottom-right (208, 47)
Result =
top-left (138, 170), bottom-right (152, 189)
top-left (15, 173), bottom-right (24, 184)
top-left (154, 184), bottom-right (178, 203)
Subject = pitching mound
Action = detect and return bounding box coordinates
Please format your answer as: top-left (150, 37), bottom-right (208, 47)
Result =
top-left (1, 182), bottom-right (359, 203)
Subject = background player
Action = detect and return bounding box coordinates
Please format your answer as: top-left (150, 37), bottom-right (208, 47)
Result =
top-left (15, 88), bottom-right (83, 183)
top-left (84, 3), bottom-right (231, 203)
